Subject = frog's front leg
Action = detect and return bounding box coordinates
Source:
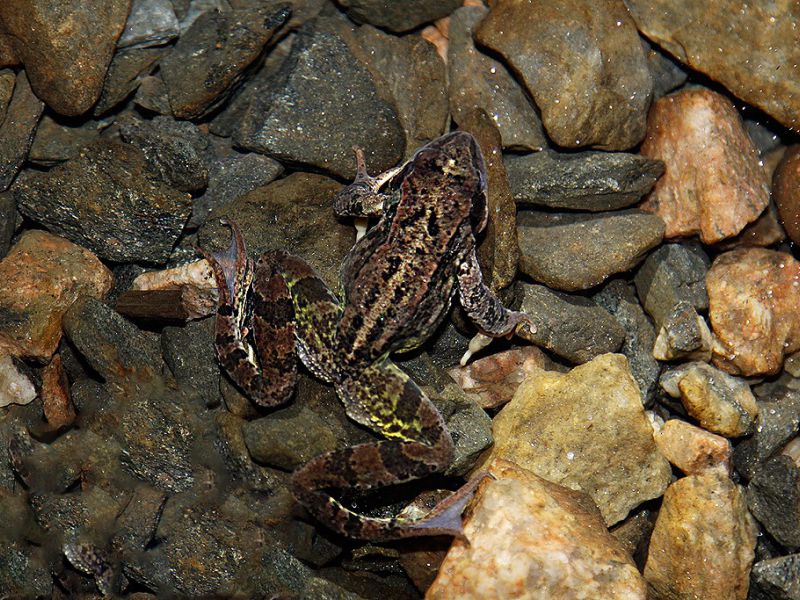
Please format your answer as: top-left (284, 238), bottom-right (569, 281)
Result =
top-left (291, 362), bottom-right (482, 541)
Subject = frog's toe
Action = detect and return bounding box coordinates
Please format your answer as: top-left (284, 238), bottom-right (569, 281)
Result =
top-left (460, 332), bottom-right (494, 366)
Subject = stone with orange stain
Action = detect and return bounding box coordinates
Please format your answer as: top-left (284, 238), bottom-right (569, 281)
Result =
top-left (640, 88), bottom-right (769, 243)
top-left (707, 248), bottom-right (800, 376)
top-left (41, 354), bottom-right (76, 430)
top-left (772, 144), bottom-right (800, 245)
top-left (0, 230), bottom-right (113, 361)
top-left (655, 419), bottom-right (731, 476)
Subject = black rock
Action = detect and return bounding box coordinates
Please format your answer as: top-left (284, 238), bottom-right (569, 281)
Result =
top-left (161, 317), bottom-right (221, 408)
top-left (338, 0), bottom-right (461, 32)
top-left (750, 554), bottom-right (800, 600)
top-left (0, 191), bottom-right (16, 258)
top-left (748, 454), bottom-right (800, 549)
top-left (642, 39), bottom-right (687, 100)
top-left (0, 72), bottom-right (44, 191)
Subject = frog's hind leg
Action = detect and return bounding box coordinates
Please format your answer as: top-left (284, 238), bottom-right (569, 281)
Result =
top-left (291, 362), bottom-right (482, 541)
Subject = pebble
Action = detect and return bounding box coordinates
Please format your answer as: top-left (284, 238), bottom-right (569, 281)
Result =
top-left (643, 470), bottom-right (758, 600)
top-left (475, 0), bottom-right (652, 150)
top-left (507, 149), bottom-right (663, 211)
top-left (750, 554), bottom-right (800, 600)
top-left (0, 354), bottom-right (36, 407)
top-left (639, 88), bottom-right (770, 243)
top-left (94, 47), bottom-right (164, 116)
top-left (28, 115), bottom-right (105, 166)
top-left (655, 418), bottom-right (731, 476)
top-left (447, 6), bottom-right (545, 151)
top-left (0, 0), bottom-right (130, 115)
top-left (0, 71), bottom-right (43, 191)
top-left (651, 301), bottom-right (712, 362)
top-left (659, 361), bottom-right (758, 438)
top-left (707, 248), bottom-right (800, 376)
top-left (338, 0), bottom-right (461, 33)
top-left (40, 355), bottom-right (76, 430)
top-left (482, 353), bottom-right (672, 525)
top-left (427, 459), bottom-right (647, 599)
top-left (517, 209), bottom-right (665, 291)
top-left (625, 0), bottom-right (800, 130)
top-left (0, 230), bottom-right (113, 361)
top-left (772, 145), bottom-right (800, 245)
top-left (15, 140), bottom-right (192, 264)
top-left (717, 201), bottom-right (787, 250)
top-left (747, 454), bottom-right (800, 549)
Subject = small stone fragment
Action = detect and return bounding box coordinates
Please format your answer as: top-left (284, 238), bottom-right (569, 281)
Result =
top-left (772, 144), bottom-right (800, 245)
top-left (518, 210), bottom-right (664, 292)
top-left (707, 248), bottom-right (800, 376)
top-left (475, 0), bottom-right (652, 150)
top-left (747, 454), bottom-right (800, 549)
top-left (118, 0), bottom-right (179, 49)
top-left (643, 470), bottom-right (758, 600)
top-left (0, 354), bottom-right (36, 407)
top-left (482, 353), bottom-right (672, 525)
top-left (427, 459), bottom-right (647, 599)
top-left (338, 0), bottom-right (461, 33)
top-left (0, 69), bottom-right (14, 123)
top-left (639, 88), bottom-right (770, 243)
top-left (0, 71), bottom-right (44, 191)
top-left (28, 115), bottom-right (105, 166)
top-left (717, 201), bottom-right (787, 250)
top-left (134, 74), bottom-right (171, 115)
top-left (93, 47), bottom-right (163, 116)
top-left (660, 361), bottom-right (758, 438)
top-left (161, 318), bottom-right (221, 408)
top-left (652, 301), bottom-right (712, 361)
top-left (506, 150), bottom-right (664, 211)
top-left (41, 354), bottom-right (75, 430)
top-left (0, 230), bottom-right (113, 361)
top-left (655, 419), bottom-right (731, 475)
top-left (643, 39), bottom-right (687, 100)
top-left (751, 554), bottom-right (800, 600)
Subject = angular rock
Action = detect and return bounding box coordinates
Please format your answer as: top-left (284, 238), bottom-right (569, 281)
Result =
top-left (717, 200), bottom-right (787, 250)
top-left (639, 88), bottom-right (770, 243)
top-left (643, 471), bottom-right (758, 600)
top-left (93, 46), bottom-right (163, 116)
top-left (447, 6), bottom-right (545, 151)
top-left (427, 459), bottom-right (647, 599)
top-left (651, 301), bottom-right (712, 362)
top-left (0, 354), bottom-right (36, 407)
top-left (643, 39), bottom-right (687, 100)
top-left (482, 353), bottom-right (672, 525)
top-left (515, 282), bottom-right (625, 364)
top-left (161, 3), bottom-right (289, 119)
top-left (751, 554), bottom-right (800, 600)
top-left (506, 150), bottom-right (663, 211)
top-left (518, 209), bottom-right (664, 291)
top-left (15, 140), bottom-right (192, 264)
top-left (134, 74), bottom-right (171, 115)
top-left (338, 0), bottom-right (461, 33)
top-left (161, 318), bottom-right (220, 408)
top-left (475, 0), bottom-right (652, 150)
top-left (707, 248), bottom-right (800, 376)
top-left (40, 354), bottom-right (76, 431)
top-left (625, 0), bottom-right (800, 130)
top-left (748, 454), bottom-right (800, 549)
top-left (0, 69), bottom-right (14, 123)
top-left (118, 0), bottom-right (179, 49)
top-left (0, 71), bottom-right (44, 191)
top-left (655, 418), bottom-right (731, 476)
top-left (660, 362), bottom-right (758, 438)
top-left (28, 115), bottom-right (105, 166)
top-left (236, 19), bottom-right (404, 178)
top-left (0, 0), bottom-right (131, 116)
top-left (0, 230), bottom-right (113, 361)
top-left (772, 144), bottom-right (800, 245)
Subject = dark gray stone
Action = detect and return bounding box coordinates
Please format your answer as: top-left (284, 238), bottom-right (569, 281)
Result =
top-left (652, 301), bottom-right (712, 361)
top-left (118, 0), bottom-right (179, 49)
top-left (746, 119), bottom-right (783, 156)
top-left (506, 150), bottom-right (664, 211)
top-left (134, 74), bottom-right (172, 115)
top-left (214, 412), bottom-right (286, 492)
top-left (518, 209), bottom-right (665, 292)
top-left (0, 69), bottom-right (13, 124)
top-left (235, 19), bottom-right (404, 178)
top-left (748, 454), bottom-right (800, 549)
top-left (751, 554), bottom-right (800, 600)
top-left (0, 191), bottom-right (16, 258)
top-left (162, 318), bottom-right (221, 408)
top-left (94, 46), bottom-right (163, 115)
top-left (15, 140), bottom-right (192, 264)
top-left (110, 485), bottom-right (166, 554)
top-left (338, 0), bottom-right (461, 32)
top-left (28, 115), bottom-right (105, 166)
top-left (643, 39), bottom-right (687, 100)
top-left (0, 72), bottom-right (44, 191)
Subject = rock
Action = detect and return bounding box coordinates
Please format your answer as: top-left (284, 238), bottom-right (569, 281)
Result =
top-left (28, 115), bottom-right (105, 166)
top-left (117, 114), bottom-right (209, 193)
top-left (518, 209), bottom-right (664, 292)
top-left (747, 454), bottom-right (800, 549)
top-left (0, 354), bottom-right (36, 407)
top-left (655, 418), bottom-right (731, 475)
top-left (633, 242), bottom-right (709, 328)
top-left (475, 0), bottom-right (652, 150)
top-left (0, 0), bottom-right (129, 115)
top-left (0, 69), bottom-right (14, 122)
top-left (161, 3), bottom-right (289, 119)
top-left (651, 301), bottom-right (712, 362)
top-left (625, 0), bottom-right (800, 131)
top-left (338, 0), bottom-right (461, 33)
top-left (481, 353), bottom-right (672, 525)
top-left (15, 140), bottom-right (192, 264)
top-left (447, 6), bottom-right (545, 151)
top-left (595, 279), bottom-right (661, 405)
top-left (93, 46), bottom-right (163, 116)
top-left (0, 71), bottom-right (44, 191)
top-left (643, 470), bottom-right (758, 600)
top-left (40, 354), bottom-right (75, 431)
top-left (707, 248), bottom-right (800, 376)
top-left (772, 145), bottom-right (800, 245)
top-left (515, 282), bottom-right (625, 364)
top-left (506, 150), bottom-right (664, 211)
top-left (716, 201), bottom-right (787, 250)
top-left (751, 554), bottom-right (800, 600)
top-left (643, 39), bottom-right (687, 100)
top-left (0, 230), bottom-right (113, 361)
top-left (134, 74), bottom-right (171, 115)
top-left (161, 318), bottom-right (220, 408)
top-left (659, 362), bottom-right (758, 438)
top-left (639, 88), bottom-right (770, 243)
top-left (447, 345), bottom-right (555, 410)
top-left (0, 192), bottom-right (14, 258)
top-left (427, 459), bottom-right (647, 599)
top-left (118, 0), bottom-right (179, 49)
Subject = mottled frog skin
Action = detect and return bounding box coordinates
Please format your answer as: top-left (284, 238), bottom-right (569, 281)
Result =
top-left (204, 132), bottom-right (530, 540)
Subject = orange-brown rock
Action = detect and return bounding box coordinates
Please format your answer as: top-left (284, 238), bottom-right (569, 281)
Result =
top-left (640, 88), bottom-right (769, 243)
top-left (655, 419), bottom-right (731, 475)
top-left (708, 248), bottom-right (800, 376)
top-left (0, 230), bottom-right (113, 361)
top-left (772, 145), bottom-right (800, 245)
top-left (41, 354), bottom-right (75, 430)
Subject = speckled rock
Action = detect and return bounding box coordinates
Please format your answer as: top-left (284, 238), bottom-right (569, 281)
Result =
top-left (338, 0), bottom-right (461, 32)
top-left (506, 150), bottom-right (663, 211)
top-left (28, 115), bottom-right (105, 166)
top-left (707, 248), bottom-right (800, 376)
top-left (625, 0), bottom-right (800, 130)
top-left (0, 230), bottom-right (113, 361)
top-left (0, 354), bottom-right (36, 407)
top-left (772, 144), bottom-right (800, 245)
top-left (447, 6), bottom-right (545, 151)
top-left (643, 39), bottom-right (687, 100)
top-left (40, 354), bottom-right (75, 430)
top-left (94, 46), bottom-right (163, 116)
top-left (481, 353), bottom-right (672, 525)
top-left (118, 0), bottom-right (179, 49)
top-left (161, 318), bottom-right (220, 408)
top-left (747, 454), bottom-right (800, 549)
top-left (427, 459), bottom-right (647, 599)
top-left (518, 210), bottom-right (664, 292)
top-left (651, 301), bottom-right (712, 362)
top-left (475, 0), bottom-right (652, 150)
top-left (643, 470), bottom-right (758, 600)
top-left (0, 0), bottom-right (131, 116)
top-left (750, 554), bottom-right (800, 600)
top-left (639, 88), bottom-right (770, 243)
top-left (15, 140), bottom-right (192, 264)
top-left (0, 69), bottom-right (14, 122)
top-left (655, 419), bottom-right (731, 476)
top-left (0, 71), bottom-right (44, 191)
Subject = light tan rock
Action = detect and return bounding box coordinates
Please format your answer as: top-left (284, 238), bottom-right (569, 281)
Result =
top-left (481, 353), bottom-right (672, 525)
top-left (427, 459), bottom-right (646, 599)
top-left (655, 419), bottom-right (731, 475)
top-left (640, 88), bottom-right (769, 243)
top-left (643, 471), bottom-right (758, 600)
top-left (0, 230), bottom-right (113, 361)
top-left (0, 353), bottom-right (36, 407)
top-left (708, 248), bottom-right (800, 376)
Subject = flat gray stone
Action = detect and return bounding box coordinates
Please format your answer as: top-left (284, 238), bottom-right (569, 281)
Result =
top-left (338, 0), bottom-right (461, 32)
